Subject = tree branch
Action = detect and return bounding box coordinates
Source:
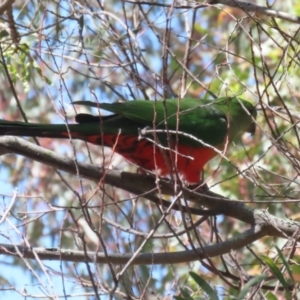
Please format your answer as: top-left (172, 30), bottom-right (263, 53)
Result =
top-left (0, 0), bottom-right (14, 15)
top-left (0, 136), bottom-right (299, 241)
top-left (125, 0), bottom-right (300, 24)
top-left (209, 0), bottom-right (300, 24)
top-left (0, 226), bottom-right (266, 265)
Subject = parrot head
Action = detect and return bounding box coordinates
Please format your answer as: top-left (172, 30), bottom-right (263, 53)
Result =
top-left (219, 97), bottom-right (257, 142)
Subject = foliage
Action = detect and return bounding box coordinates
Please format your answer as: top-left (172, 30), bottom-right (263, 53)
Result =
top-left (0, 0), bottom-right (300, 299)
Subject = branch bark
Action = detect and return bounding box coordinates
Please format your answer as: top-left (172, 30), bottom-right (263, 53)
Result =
top-left (125, 0), bottom-right (300, 24)
top-left (209, 0), bottom-right (300, 24)
top-left (0, 136), bottom-right (299, 265)
top-left (0, 226), bottom-right (266, 264)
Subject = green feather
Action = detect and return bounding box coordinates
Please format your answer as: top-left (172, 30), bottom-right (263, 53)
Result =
top-left (0, 97), bottom-right (256, 149)
top-left (73, 97), bottom-right (256, 147)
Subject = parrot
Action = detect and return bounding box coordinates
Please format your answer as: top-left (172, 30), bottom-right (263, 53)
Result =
top-left (0, 97), bottom-right (256, 183)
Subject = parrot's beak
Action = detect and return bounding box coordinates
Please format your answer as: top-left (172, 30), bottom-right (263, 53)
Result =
top-left (247, 122), bottom-right (256, 136)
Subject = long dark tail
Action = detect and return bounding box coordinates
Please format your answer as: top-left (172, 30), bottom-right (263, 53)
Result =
top-left (0, 118), bottom-right (99, 140)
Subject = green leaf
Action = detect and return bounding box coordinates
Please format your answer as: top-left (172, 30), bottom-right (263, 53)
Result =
top-left (0, 30), bottom-right (9, 39)
top-left (265, 292), bottom-right (278, 300)
top-left (179, 288), bottom-right (194, 300)
top-left (291, 264), bottom-right (300, 279)
top-left (35, 66), bottom-right (52, 85)
top-left (189, 272), bottom-right (219, 300)
top-left (18, 43), bottom-right (30, 54)
top-left (274, 245), bottom-right (294, 283)
top-left (262, 255), bottom-right (291, 298)
top-left (236, 274), bottom-right (268, 300)
top-left (194, 23), bottom-right (206, 35)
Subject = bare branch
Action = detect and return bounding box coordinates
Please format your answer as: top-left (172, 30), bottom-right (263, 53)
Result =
top-left (209, 0), bottom-right (300, 24)
top-left (126, 0), bottom-right (300, 24)
top-left (0, 226), bottom-right (266, 265)
top-left (0, 0), bottom-right (14, 15)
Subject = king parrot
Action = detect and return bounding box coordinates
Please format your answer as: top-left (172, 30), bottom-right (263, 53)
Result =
top-left (0, 97), bottom-right (256, 183)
